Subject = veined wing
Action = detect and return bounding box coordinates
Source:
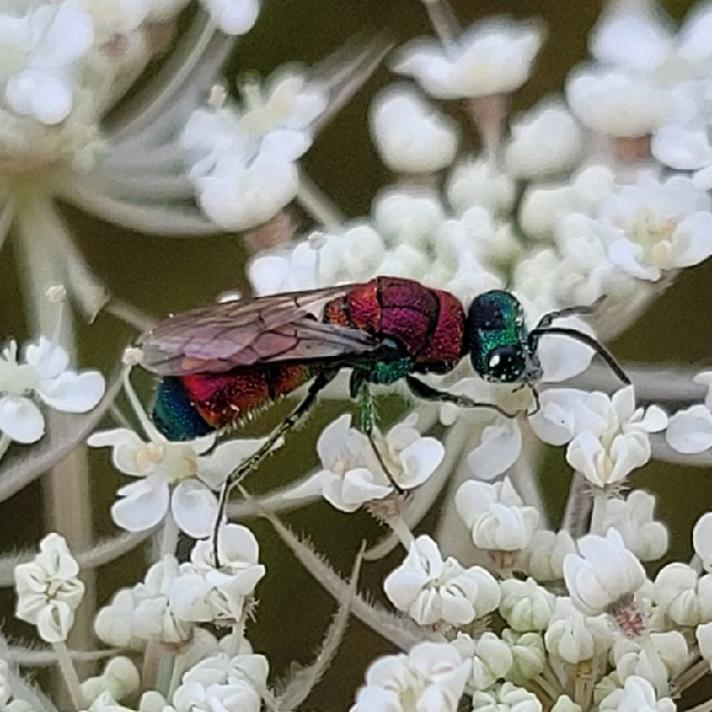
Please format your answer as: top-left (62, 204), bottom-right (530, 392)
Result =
top-left (139, 284), bottom-right (380, 375)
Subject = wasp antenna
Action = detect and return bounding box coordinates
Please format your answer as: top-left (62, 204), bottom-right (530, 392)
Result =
top-left (530, 326), bottom-right (630, 386)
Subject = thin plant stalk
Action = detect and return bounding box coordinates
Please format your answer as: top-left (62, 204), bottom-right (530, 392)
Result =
top-left (52, 641), bottom-right (86, 710)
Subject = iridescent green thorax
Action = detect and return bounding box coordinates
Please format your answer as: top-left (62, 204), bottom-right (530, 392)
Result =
top-left (466, 290), bottom-right (541, 384)
top-left (368, 357), bottom-right (417, 385)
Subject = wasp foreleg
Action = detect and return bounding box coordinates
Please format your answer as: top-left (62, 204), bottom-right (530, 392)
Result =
top-left (212, 368), bottom-right (338, 566)
top-left (405, 375), bottom-right (516, 418)
top-left (532, 297), bottom-right (604, 332)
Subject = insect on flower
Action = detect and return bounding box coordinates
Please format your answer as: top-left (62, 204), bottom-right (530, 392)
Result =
top-left (139, 276), bottom-right (629, 556)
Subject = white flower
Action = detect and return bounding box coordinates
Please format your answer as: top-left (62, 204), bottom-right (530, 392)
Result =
top-left (520, 529), bottom-right (576, 582)
top-left (566, 67), bottom-right (683, 138)
top-left (289, 414), bottom-right (443, 512)
top-left (499, 578), bottom-right (555, 632)
top-left (200, 0), bottom-right (260, 35)
top-left (471, 682), bottom-right (542, 712)
top-left (351, 641), bottom-right (470, 712)
top-left (551, 696), bottom-right (581, 712)
top-left (455, 477), bottom-right (539, 551)
top-left (452, 632), bottom-right (512, 691)
top-left (83, 691), bottom-right (134, 712)
top-left (1, 2), bottom-right (95, 125)
top-left (693, 512), bottom-right (712, 572)
top-left (446, 157), bottom-right (515, 216)
top-left (0, 337), bottom-right (105, 445)
top-left (81, 657), bottom-right (140, 706)
top-left (370, 84), bottom-right (458, 173)
top-left (654, 563), bottom-right (712, 626)
top-left (602, 490), bottom-right (669, 561)
top-left (613, 631), bottom-right (689, 696)
top-left (172, 652), bottom-right (268, 712)
top-left (666, 404), bottom-right (712, 454)
top-left (698, 621), bottom-right (712, 666)
top-left (544, 597), bottom-right (613, 664)
top-left (504, 101), bottom-right (583, 179)
top-left (501, 630), bottom-right (545, 685)
top-left (88, 428), bottom-right (265, 537)
top-left (169, 524), bottom-right (265, 624)
top-left (94, 555), bottom-right (191, 648)
top-left (597, 174), bottom-right (712, 282)
top-left (564, 528), bottom-right (646, 616)
top-left (651, 125), bottom-right (712, 191)
top-left (393, 19), bottom-right (543, 99)
top-left (14, 533), bottom-right (85, 643)
top-left (564, 386), bottom-right (666, 488)
top-left (384, 535), bottom-right (500, 626)
top-left (598, 675), bottom-right (675, 712)
top-left (374, 188), bottom-right (445, 252)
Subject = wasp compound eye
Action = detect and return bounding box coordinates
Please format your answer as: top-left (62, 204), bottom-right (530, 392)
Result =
top-left (481, 345), bottom-right (527, 383)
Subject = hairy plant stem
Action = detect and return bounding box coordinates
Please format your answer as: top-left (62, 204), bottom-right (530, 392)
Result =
top-left (589, 487), bottom-right (609, 535)
top-left (52, 641), bottom-right (85, 710)
top-left (562, 471), bottom-right (592, 537)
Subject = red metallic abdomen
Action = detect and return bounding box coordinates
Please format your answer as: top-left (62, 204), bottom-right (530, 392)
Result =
top-left (325, 277), bottom-right (466, 371)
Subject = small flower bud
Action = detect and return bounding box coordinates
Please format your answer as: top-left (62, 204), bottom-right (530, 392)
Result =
top-left (499, 578), bottom-right (555, 632)
top-left (502, 629), bottom-right (545, 685)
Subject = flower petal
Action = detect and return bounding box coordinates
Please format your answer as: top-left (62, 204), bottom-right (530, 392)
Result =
top-left (37, 370), bottom-right (105, 413)
top-left (467, 418), bottom-right (522, 480)
top-left (111, 476), bottom-right (170, 532)
top-left (172, 480), bottom-right (219, 538)
top-left (0, 396), bottom-right (44, 443)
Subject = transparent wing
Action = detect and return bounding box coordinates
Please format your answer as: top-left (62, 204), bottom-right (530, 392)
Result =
top-left (139, 284), bottom-right (381, 375)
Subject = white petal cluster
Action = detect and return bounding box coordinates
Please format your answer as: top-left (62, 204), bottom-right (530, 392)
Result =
top-left (289, 413), bottom-right (443, 512)
top-left (88, 428), bottom-right (265, 537)
top-left (0, 337), bottom-right (104, 445)
top-left (446, 158), bottom-right (515, 216)
top-left (172, 651), bottom-right (268, 712)
top-left (370, 84), bottom-right (459, 174)
top-left (504, 101), bottom-right (583, 179)
top-left (564, 386), bottom-right (666, 488)
top-left (94, 555), bottom-right (191, 649)
top-left (544, 597), bottom-right (613, 664)
top-left (393, 19), bottom-right (544, 99)
top-left (471, 681), bottom-right (542, 712)
top-left (563, 529), bottom-right (646, 616)
top-left (14, 533), bottom-right (85, 643)
top-left (351, 641), bottom-right (470, 712)
top-left (384, 535), bottom-right (500, 626)
top-left (501, 630), bottom-right (546, 685)
top-left (456, 477), bottom-right (539, 551)
top-left (520, 530), bottom-right (576, 582)
top-left (597, 675), bottom-right (675, 712)
top-left (654, 562), bottom-right (712, 627)
top-left (170, 524), bottom-right (265, 624)
top-left (81, 657), bottom-right (140, 707)
top-left (182, 66), bottom-right (326, 231)
top-left (499, 578), bottom-right (555, 632)
top-left (453, 632), bottom-right (513, 691)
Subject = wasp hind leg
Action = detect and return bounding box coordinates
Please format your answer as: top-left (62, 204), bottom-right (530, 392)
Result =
top-left (212, 368), bottom-right (337, 566)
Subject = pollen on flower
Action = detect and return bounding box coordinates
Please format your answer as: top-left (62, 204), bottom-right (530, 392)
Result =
top-left (608, 593), bottom-right (647, 639)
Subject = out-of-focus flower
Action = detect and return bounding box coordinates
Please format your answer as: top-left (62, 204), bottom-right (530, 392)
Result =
top-left (14, 533), bottom-right (85, 643)
top-left (446, 157), bottom-right (515, 216)
top-left (504, 101), bottom-right (583, 179)
top-left (81, 658), bottom-right (140, 706)
top-left (370, 84), bottom-right (458, 174)
top-left (288, 414), bottom-right (443, 512)
top-left (351, 641), bottom-right (470, 712)
top-left (88, 427), bottom-right (265, 537)
top-left (384, 535), bottom-right (500, 626)
top-left (0, 336), bottom-right (104, 446)
top-left (652, 125), bottom-right (712, 190)
top-left (172, 652), bottom-right (268, 712)
top-left (170, 524), bottom-right (265, 624)
top-left (501, 630), bottom-right (545, 686)
top-left (393, 19), bottom-right (543, 100)
top-left (551, 696), bottom-right (581, 712)
top-left (455, 477), bottom-right (539, 552)
top-left (200, 0), bottom-right (260, 35)
top-left (471, 681), bottom-right (542, 712)
top-left (597, 674), bottom-right (675, 712)
top-left (94, 555), bottom-right (191, 649)
top-left (563, 529), bottom-right (646, 616)
top-left (693, 512), bottom-right (712, 572)
top-left (666, 404), bottom-right (712, 454)
top-left (698, 621), bottom-right (712, 667)
top-left (601, 490), bottom-right (669, 561)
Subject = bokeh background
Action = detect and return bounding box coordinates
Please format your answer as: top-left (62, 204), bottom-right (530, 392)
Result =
top-left (1, 1), bottom-right (711, 708)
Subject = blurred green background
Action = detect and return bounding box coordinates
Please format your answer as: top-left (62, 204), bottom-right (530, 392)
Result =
top-left (1, 0), bottom-right (712, 709)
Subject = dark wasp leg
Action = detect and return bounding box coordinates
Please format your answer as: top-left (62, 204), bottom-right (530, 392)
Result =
top-left (529, 326), bottom-right (630, 386)
top-left (532, 297), bottom-right (604, 331)
top-left (357, 381), bottom-right (404, 494)
top-left (405, 375), bottom-right (517, 418)
top-left (212, 368), bottom-right (337, 566)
